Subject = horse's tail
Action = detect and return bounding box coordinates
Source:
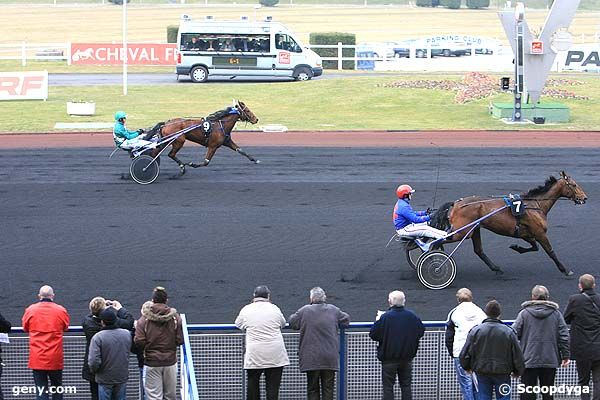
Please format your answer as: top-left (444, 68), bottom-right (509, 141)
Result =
top-left (430, 201), bottom-right (454, 231)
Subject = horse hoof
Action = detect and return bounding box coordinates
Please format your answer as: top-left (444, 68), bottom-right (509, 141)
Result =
top-left (494, 269), bottom-right (504, 276)
top-left (565, 270), bottom-right (574, 277)
top-left (254, 160), bottom-right (261, 164)
top-left (509, 244), bottom-right (519, 252)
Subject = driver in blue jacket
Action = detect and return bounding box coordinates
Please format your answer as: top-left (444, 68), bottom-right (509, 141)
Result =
top-left (113, 111), bottom-right (154, 150)
top-left (393, 184), bottom-right (447, 240)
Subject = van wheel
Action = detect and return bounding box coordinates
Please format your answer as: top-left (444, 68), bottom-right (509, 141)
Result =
top-left (190, 66), bottom-right (208, 83)
top-left (294, 67), bottom-right (312, 81)
top-left (442, 49), bottom-right (451, 57)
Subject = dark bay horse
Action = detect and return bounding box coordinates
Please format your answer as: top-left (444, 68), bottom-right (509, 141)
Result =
top-left (153, 100), bottom-right (260, 177)
top-left (432, 171), bottom-right (587, 276)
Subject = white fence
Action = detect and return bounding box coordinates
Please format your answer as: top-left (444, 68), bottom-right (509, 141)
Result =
top-left (1, 40), bottom-right (598, 73)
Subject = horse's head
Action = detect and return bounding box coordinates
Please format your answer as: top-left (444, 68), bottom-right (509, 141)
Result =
top-left (235, 100), bottom-right (259, 124)
top-left (560, 171), bottom-right (587, 205)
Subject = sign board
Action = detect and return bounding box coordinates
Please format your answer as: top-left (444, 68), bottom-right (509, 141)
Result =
top-left (278, 52), bottom-right (290, 64)
top-left (0, 71), bottom-right (48, 101)
top-left (531, 40), bottom-right (544, 54)
top-left (557, 44), bottom-right (600, 72)
top-left (71, 43), bottom-right (177, 65)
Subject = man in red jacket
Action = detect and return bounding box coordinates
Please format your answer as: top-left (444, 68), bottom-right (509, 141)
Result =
top-left (22, 285), bottom-right (70, 400)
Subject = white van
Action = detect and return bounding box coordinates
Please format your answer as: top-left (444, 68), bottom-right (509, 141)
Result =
top-left (176, 15), bottom-right (323, 83)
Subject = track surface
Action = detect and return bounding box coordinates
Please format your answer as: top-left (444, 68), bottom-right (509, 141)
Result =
top-left (1, 142), bottom-right (598, 325)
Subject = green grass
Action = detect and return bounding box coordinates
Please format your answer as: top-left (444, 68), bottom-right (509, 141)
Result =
top-left (1, 0), bottom-right (600, 8)
top-left (1, 75), bottom-right (599, 132)
top-left (0, 4), bottom-right (598, 45)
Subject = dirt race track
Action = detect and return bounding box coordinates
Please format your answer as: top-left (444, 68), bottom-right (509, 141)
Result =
top-left (1, 130), bottom-right (599, 325)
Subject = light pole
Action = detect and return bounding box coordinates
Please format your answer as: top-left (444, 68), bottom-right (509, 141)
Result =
top-left (122, 0), bottom-right (128, 95)
top-left (513, 2), bottom-right (524, 121)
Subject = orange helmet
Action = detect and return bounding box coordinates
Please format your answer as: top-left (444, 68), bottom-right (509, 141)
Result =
top-left (396, 184), bottom-right (415, 198)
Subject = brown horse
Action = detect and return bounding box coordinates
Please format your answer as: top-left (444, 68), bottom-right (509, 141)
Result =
top-left (432, 171), bottom-right (587, 276)
top-left (153, 100), bottom-right (260, 177)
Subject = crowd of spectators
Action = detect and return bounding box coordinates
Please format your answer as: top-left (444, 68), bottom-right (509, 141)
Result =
top-left (0, 274), bottom-right (599, 400)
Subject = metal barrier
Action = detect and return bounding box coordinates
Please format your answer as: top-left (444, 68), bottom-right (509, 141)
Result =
top-left (1, 321), bottom-right (590, 400)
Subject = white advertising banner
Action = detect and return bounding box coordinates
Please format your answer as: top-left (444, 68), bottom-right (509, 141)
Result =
top-left (0, 71), bottom-right (48, 101)
top-left (557, 44), bottom-right (600, 72)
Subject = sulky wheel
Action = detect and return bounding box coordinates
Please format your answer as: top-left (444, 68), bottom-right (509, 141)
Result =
top-left (130, 155), bottom-right (160, 185)
top-left (404, 241), bottom-right (423, 271)
top-left (416, 250), bottom-right (457, 290)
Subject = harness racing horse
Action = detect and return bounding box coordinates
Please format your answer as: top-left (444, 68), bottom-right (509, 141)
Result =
top-left (431, 171), bottom-right (587, 276)
top-left (153, 100), bottom-right (260, 177)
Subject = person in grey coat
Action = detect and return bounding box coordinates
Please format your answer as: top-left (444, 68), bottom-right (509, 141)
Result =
top-left (88, 308), bottom-right (132, 400)
top-left (512, 285), bottom-right (570, 400)
top-left (289, 287), bottom-right (350, 400)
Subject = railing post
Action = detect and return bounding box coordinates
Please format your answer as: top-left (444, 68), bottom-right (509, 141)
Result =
top-left (338, 327), bottom-right (346, 400)
top-left (337, 42), bottom-right (343, 70)
top-left (21, 42), bottom-right (26, 66)
top-left (66, 41), bottom-right (71, 66)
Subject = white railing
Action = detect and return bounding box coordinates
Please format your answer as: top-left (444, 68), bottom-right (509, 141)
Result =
top-left (0, 42), bottom-right (71, 66)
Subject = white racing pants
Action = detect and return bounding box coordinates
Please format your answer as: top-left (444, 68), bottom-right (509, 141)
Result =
top-left (396, 223), bottom-right (447, 240)
top-left (119, 137), bottom-right (153, 150)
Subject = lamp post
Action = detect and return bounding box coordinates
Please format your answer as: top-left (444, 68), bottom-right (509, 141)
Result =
top-left (122, 0), bottom-right (128, 96)
top-left (513, 2), bottom-right (524, 121)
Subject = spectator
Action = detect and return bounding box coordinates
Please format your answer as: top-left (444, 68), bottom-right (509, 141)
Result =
top-left (22, 285), bottom-right (70, 400)
top-left (187, 36), bottom-right (201, 51)
top-left (88, 308), bottom-right (132, 400)
top-left (289, 287), bottom-right (350, 400)
top-left (459, 300), bottom-right (524, 400)
top-left (82, 297), bottom-right (134, 400)
top-left (235, 286), bottom-right (289, 400)
top-left (134, 287), bottom-right (183, 400)
top-left (513, 285), bottom-right (570, 400)
top-left (445, 288), bottom-right (486, 400)
top-left (369, 290), bottom-right (424, 400)
top-left (0, 310), bottom-right (11, 400)
top-left (564, 274), bottom-right (600, 400)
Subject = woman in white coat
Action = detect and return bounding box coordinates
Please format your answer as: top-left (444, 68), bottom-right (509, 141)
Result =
top-left (235, 286), bottom-right (289, 400)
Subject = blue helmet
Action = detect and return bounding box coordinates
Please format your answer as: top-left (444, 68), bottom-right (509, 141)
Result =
top-left (114, 111), bottom-right (127, 121)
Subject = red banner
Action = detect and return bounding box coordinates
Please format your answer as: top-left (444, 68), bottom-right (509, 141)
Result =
top-left (71, 43), bottom-right (177, 65)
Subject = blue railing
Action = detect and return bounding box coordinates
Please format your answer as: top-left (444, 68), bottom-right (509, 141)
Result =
top-left (180, 314), bottom-right (200, 400)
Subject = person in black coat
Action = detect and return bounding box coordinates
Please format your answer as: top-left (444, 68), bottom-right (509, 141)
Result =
top-left (564, 274), bottom-right (600, 400)
top-left (0, 311), bottom-right (11, 400)
top-left (82, 297), bottom-right (134, 400)
top-left (369, 290), bottom-right (424, 400)
top-left (460, 300), bottom-right (525, 400)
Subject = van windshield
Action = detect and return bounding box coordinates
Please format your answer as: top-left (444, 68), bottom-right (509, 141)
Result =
top-left (180, 33), bottom-right (271, 52)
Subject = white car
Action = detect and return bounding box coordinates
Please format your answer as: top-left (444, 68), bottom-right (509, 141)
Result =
top-left (358, 42), bottom-right (398, 59)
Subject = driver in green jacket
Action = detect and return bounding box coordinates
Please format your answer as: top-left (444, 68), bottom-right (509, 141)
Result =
top-left (113, 111), bottom-right (153, 149)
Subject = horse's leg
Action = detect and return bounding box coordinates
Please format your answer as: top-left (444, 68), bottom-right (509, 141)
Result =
top-left (167, 140), bottom-right (187, 178)
top-left (188, 146), bottom-right (217, 168)
top-left (510, 237), bottom-right (539, 254)
top-left (536, 234), bottom-right (573, 276)
top-left (224, 139), bottom-right (260, 164)
top-left (471, 227), bottom-right (504, 274)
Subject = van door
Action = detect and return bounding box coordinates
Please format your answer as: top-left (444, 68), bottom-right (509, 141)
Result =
top-left (273, 33), bottom-right (305, 77)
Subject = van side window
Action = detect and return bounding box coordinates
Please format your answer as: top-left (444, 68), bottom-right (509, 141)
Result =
top-left (275, 34), bottom-right (302, 53)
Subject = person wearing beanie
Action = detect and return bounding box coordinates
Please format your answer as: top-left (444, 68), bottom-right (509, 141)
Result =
top-left (88, 308), bottom-right (132, 400)
top-left (235, 286), bottom-right (289, 400)
top-left (82, 297), bottom-right (134, 400)
top-left (134, 287), bottom-right (183, 400)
